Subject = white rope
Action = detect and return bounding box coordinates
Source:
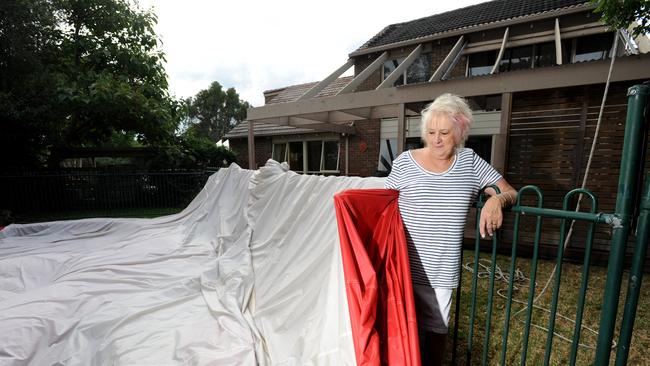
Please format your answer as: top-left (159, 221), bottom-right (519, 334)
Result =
top-left (464, 35), bottom-right (620, 352)
top-left (463, 259), bottom-right (603, 350)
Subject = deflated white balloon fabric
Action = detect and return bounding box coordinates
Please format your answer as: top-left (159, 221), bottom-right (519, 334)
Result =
top-left (0, 161), bottom-right (385, 365)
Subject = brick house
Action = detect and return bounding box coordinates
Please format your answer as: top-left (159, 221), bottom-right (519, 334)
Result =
top-left (226, 0), bottom-right (650, 260)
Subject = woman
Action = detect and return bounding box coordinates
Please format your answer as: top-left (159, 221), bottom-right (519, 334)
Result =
top-left (385, 93), bottom-right (517, 365)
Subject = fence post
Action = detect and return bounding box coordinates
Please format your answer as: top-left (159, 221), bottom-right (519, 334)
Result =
top-left (615, 173), bottom-right (650, 365)
top-left (594, 83), bottom-right (649, 365)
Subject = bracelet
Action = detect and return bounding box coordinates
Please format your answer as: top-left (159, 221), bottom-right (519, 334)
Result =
top-left (494, 191), bottom-right (517, 208)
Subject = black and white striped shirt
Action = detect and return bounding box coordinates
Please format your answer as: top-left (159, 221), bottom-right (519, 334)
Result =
top-left (385, 148), bottom-right (502, 288)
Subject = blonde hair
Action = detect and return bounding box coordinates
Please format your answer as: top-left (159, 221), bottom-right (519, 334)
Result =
top-left (420, 93), bottom-right (472, 148)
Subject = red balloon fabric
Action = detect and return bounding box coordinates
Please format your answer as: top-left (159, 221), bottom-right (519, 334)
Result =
top-left (334, 189), bottom-right (420, 366)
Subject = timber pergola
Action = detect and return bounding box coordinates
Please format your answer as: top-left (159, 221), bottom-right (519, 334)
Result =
top-left (246, 52), bottom-right (650, 169)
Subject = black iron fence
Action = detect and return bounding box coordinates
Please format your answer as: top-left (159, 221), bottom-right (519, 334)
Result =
top-left (0, 169), bottom-right (216, 224)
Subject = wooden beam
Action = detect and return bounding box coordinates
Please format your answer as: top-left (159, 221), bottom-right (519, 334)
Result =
top-left (294, 112), bottom-right (329, 122)
top-left (339, 107), bottom-right (371, 119)
top-left (463, 22), bottom-right (608, 55)
top-left (491, 27), bottom-right (510, 74)
top-left (492, 92), bottom-right (512, 174)
top-left (555, 18), bottom-right (563, 65)
top-left (288, 117), bottom-right (355, 134)
top-left (299, 59), bottom-right (355, 100)
top-left (397, 103), bottom-right (406, 154)
top-left (431, 36), bottom-right (466, 82)
top-left (328, 111), bottom-right (367, 122)
top-left (247, 53), bottom-right (650, 121)
top-left (247, 121), bottom-right (256, 169)
top-left (337, 51), bottom-right (388, 95)
top-left (377, 45), bottom-right (423, 89)
top-left (370, 105), bottom-right (398, 119)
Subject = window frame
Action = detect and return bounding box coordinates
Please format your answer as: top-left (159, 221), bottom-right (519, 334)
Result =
top-left (382, 53), bottom-right (433, 86)
top-left (271, 138), bottom-right (340, 174)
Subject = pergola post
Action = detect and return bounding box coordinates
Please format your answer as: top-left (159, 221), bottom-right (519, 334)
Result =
top-left (397, 103), bottom-right (406, 154)
top-left (247, 121), bottom-right (256, 169)
top-left (492, 92), bottom-right (512, 174)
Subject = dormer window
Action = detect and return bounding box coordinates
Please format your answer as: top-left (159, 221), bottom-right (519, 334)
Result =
top-left (383, 53), bottom-right (433, 86)
top-left (533, 42), bottom-right (556, 68)
top-left (571, 33), bottom-right (614, 62)
top-left (498, 45), bottom-right (533, 72)
top-left (383, 58), bottom-right (405, 85)
top-left (468, 50), bottom-right (497, 76)
top-left (466, 32), bottom-right (614, 78)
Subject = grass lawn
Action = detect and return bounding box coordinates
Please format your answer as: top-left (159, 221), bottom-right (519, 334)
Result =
top-left (446, 250), bottom-right (650, 365)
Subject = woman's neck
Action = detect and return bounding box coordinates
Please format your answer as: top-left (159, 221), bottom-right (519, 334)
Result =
top-left (413, 147), bottom-right (456, 173)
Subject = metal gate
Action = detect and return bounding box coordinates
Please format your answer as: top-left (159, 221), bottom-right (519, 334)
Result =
top-left (452, 83), bottom-right (649, 365)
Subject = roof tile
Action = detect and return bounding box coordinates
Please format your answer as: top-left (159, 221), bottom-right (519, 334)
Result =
top-left (358, 0), bottom-right (589, 50)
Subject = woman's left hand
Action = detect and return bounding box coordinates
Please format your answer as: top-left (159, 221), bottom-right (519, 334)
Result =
top-left (479, 196), bottom-right (504, 238)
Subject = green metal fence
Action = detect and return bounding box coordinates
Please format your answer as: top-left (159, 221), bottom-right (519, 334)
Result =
top-left (453, 83), bottom-right (648, 365)
top-left (0, 169), bottom-right (216, 224)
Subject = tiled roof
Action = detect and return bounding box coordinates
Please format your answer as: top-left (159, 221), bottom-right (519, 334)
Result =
top-left (358, 0), bottom-right (590, 51)
top-left (266, 76), bottom-right (354, 104)
top-left (224, 121), bottom-right (316, 139)
top-left (227, 76), bottom-right (354, 138)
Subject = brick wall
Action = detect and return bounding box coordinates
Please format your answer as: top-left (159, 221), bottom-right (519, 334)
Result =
top-left (229, 136), bottom-right (273, 169)
top-left (352, 39), bottom-right (466, 92)
top-left (354, 53), bottom-right (383, 92)
top-left (343, 119), bottom-right (381, 177)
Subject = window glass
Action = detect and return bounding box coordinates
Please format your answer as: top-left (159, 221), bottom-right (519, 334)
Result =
top-left (534, 42), bottom-right (556, 68)
top-left (574, 33), bottom-right (612, 62)
top-left (307, 141), bottom-right (322, 172)
top-left (272, 143), bottom-right (286, 162)
top-left (288, 141), bottom-right (303, 172)
top-left (405, 137), bottom-right (424, 150)
top-left (406, 53), bottom-right (432, 84)
top-left (468, 50), bottom-right (497, 76)
top-left (499, 45), bottom-right (532, 72)
top-left (383, 58), bottom-right (405, 86)
top-left (323, 141), bottom-right (339, 171)
top-left (465, 135), bottom-right (493, 163)
top-left (377, 138), bottom-right (397, 173)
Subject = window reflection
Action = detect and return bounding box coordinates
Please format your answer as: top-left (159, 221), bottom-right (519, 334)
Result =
top-left (469, 50), bottom-right (497, 76)
top-left (499, 45), bottom-right (533, 72)
top-left (574, 33), bottom-right (613, 62)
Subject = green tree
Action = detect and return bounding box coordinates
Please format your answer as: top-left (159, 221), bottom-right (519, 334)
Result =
top-left (1, 0), bottom-right (179, 168)
top-left (592, 0), bottom-right (650, 37)
top-left (0, 0), bottom-right (62, 167)
top-left (184, 81), bottom-right (250, 142)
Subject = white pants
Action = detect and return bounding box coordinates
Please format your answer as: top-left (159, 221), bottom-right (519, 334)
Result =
top-left (412, 284), bottom-right (453, 334)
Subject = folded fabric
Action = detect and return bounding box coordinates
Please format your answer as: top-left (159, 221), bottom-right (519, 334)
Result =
top-left (334, 189), bottom-right (420, 366)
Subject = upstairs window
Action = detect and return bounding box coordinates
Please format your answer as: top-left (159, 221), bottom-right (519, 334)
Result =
top-left (499, 45), bottom-right (533, 72)
top-left (406, 53), bottom-right (433, 84)
top-left (573, 33), bottom-right (613, 62)
top-left (383, 57), bottom-right (405, 86)
top-left (468, 50), bottom-right (497, 76)
top-left (467, 32), bottom-right (614, 77)
top-left (383, 53), bottom-right (433, 86)
top-left (533, 42), bottom-right (556, 68)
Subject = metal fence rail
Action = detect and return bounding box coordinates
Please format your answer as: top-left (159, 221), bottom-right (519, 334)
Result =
top-left (454, 83), bottom-right (648, 365)
top-left (0, 169), bottom-right (216, 223)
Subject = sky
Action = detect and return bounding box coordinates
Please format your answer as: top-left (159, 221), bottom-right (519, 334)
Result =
top-left (138, 0), bottom-right (486, 107)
